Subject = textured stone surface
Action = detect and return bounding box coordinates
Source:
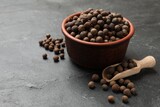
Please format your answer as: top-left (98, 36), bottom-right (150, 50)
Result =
top-left (0, 0), bottom-right (160, 107)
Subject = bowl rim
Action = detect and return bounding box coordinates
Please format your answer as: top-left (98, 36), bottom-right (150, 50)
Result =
top-left (61, 12), bottom-right (135, 46)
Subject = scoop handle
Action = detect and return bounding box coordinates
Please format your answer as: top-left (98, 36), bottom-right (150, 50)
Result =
top-left (138, 56), bottom-right (156, 69)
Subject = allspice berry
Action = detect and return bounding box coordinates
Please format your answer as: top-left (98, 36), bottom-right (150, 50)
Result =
top-left (118, 78), bottom-right (124, 85)
top-left (59, 53), bottom-right (65, 59)
top-left (128, 63), bottom-right (134, 69)
top-left (39, 40), bottom-right (43, 46)
top-left (122, 95), bottom-right (128, 103)
top-left (102, 84), bottom-right (108, 91)
top-left (120, 86), bottom-right (126, 92)
top-left (59, 48), bottom-right (64, 53)
top-left (90, 28), bottom-right (98, 36)
top-left (121, 61), bottom-right (128, 68)
top-left (106, 74), bottom-right (113, 80)
top-left (127, 82), bottom-right (135, 89)
top-left (53, 56), bottom-right (59, 62)
top-left (112, 84), bottom-right (120, 92)
top-left (95, 36), bottom-right (103, 43)
top-left (117, 65), bottom-right (123, 72)
top-left (61, 42), bottom-right (65, 47)
top-left (49, 45), bottom-right (54, 51)
top-left (123, 88), bottom-right (131, 97)
top-left (42, 54), bottom-right (47, 60)
top-left (91, 74), bottom-right (100, 82)
top-left (88, 81), bottom-right (95, 89)
top-left (107, 67), bottom-right (115, 74)
top-left (54, 48), bottom-right (60, 55)
top-left (131, 88), bottom-right (137, 95)
top-left (108, 95), bottom-right (115, 103)
top-left (100, 79), bottom-right (107, 85)
top-left (124, 79), bottom-right (131, 85)
top-left (46, 34), bottom-right (51, 39)
top-left (44, 44), bottom-right (49, 50)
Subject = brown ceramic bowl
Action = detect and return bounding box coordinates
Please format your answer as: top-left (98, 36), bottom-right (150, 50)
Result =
top-left (61, 12), bottom-right (135, 69)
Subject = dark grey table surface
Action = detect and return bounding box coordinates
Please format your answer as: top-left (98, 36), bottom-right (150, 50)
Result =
top-left (0, 0), bottom-right (160, 107)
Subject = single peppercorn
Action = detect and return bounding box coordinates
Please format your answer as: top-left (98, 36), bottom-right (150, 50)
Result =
top-left (131, 88), bottom-right (137, 95)
top-left (87, 32), bottom-right (93, 39)
top-left (44, 44), bottom-right (49, 50)
top-left (100, 79), bottom-right (107, 85)
top-left (98, 31), bottom-right (104, 37)
top-left (103, 28), bottom-right (108, 35)
top-left (102, 84), bottom-right (108, 91)
top-left (39, 40), bottom-right (43, 46)
top-left (49, 45), bottom-right (54, 51)
top-left (106, 74), bottom-right (113, 80)
top-left (91, 74), bottom-right (100, 82)
top-left (90, 28), bottom-right (98, 36)
top-left (84, 21), bottom-right (91, 29)
top-left (59, 53), bottom-right (65, 59)
top-left (120, 86), bottom-right (126, 92)
top-left (128, 63), bottom-right (134, 69)
top-left (42, 54), bottom-right (47, 60)
top-left (122, 95), bottom-right (128, 103)
top-left (112, 84), bottom-right (120, 92)
top-left (53, 56), bottom-right (59, 62)
top-left (97, 20), bottom-right (104, 26)
top-left (127, 82), bottom-right (135, 89)
top-left (116, 65), bottom-right (123, 72)
top-left (59, 48), bottom-right (64, 53)
top-left (55, 44), bottom-right (61, 49)
top-left (113, 71), bottom-right (119, 76)
top-left (71, 32), bottom-right (76, 36)
top-left (118, 78), bottom-right (124, 85)
top-left (54, 48), bottom-right (60, 55)
top-left (61, 42), bottom-right (65, 47)
top-left (96, 36), bottom-right (103, 43)
top-left (90, 38), bottom-right (96, 42)
top-left (78, 25), bottom-right (85, 32)
top-left (80, 31), bottom-right (88, 39)
top-left (123, 88), bottom-right (131, 97)
top-left (91, 17), bottom-right (97, 25)
top-left (46, 34), bottom-right (51, 39)
top-left (75, 35), bottom-right (81, 39)
top-left (115, 25), bottom-right (121, 32)
top-left (94, 24), bottom-right (100, 30)
top-left (107, 67), bottom-right (115, 74)
top-left (110, 36), bottom-right (116, 41)
top-left (66, 27), bottom-right (72, 33)
top-left (88, 81), bottom-right (95, 89)
top-left (121, 60), bottom-right (128, 68)
top-left (107, 95), bottom-right (115, 103)
top-left (124, 79), bottom-right (131, 86)
top-left (83, 37), bottom-right (89, 41)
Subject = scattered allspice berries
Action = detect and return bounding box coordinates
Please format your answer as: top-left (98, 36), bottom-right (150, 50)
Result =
top-left (87, 58), bottom-right (138, 104)
top-left (38, 33), bottom-right (66, 63)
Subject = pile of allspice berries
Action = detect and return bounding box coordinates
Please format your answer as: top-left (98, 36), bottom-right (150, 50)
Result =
top-left (65, 8), bottom-right (130, 43)
top-left (39, 34), bottom-right (66, 62)
top-left (88, 59), bottom-right (137, 104)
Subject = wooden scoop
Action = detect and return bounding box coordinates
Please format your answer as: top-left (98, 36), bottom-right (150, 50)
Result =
top-left (102, 56), bottom-right (156, 82)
